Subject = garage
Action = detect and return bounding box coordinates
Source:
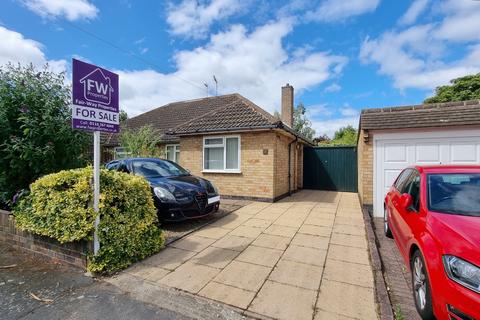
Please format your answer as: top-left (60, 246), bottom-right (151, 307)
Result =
top-left (357, 100), bottom-right (480, 217)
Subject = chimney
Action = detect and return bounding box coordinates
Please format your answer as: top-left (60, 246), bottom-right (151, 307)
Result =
top-left (281, 83), bottom-right (294, 127)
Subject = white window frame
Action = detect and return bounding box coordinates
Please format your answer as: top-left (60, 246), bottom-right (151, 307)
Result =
top-left (114, 147), bottom-right (131, 160)
top-left (165, 144), bottom-right (180, 162)
top-left (202, 135), bottom-right (241, 173)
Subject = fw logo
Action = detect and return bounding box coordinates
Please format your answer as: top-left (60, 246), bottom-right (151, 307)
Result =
top-left (80, 68), bottom-right (114, 106)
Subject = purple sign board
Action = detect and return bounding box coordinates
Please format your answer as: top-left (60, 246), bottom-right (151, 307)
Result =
top-left (72, 59), bottom-right (119, 133)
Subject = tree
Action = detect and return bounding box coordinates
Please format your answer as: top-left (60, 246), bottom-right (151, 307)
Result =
top-left (274, 103), bottom-right (316, 140)
top-left (119, 109), bottom-right (128, 126)
top-left (331, 125), bottom-right (358, 145)
top-left (424, 73), bottom-right (480, 103)
top-left (0, 63), bottom-right (90, 205)
top-left (293, 102), bottom-right (316, 140)
top-left (118, 125), bottom-right (163, 158)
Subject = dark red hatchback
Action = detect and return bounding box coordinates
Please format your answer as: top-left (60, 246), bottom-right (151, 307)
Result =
top-left (384, 165), bottom-right (480, 320)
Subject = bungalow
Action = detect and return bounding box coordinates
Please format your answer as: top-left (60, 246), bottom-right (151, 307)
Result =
top-left (105, 84), bottom-right (312, 202)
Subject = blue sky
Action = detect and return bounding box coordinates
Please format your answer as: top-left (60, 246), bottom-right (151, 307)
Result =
top-left (1, 0), bottom-right (480, 137)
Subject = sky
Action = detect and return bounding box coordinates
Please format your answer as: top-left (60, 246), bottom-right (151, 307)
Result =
top-left (1, 0), bottom-right (480, 137)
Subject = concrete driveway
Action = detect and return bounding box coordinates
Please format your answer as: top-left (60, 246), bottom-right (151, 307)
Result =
top-left (109, 190), bottom-right (378, 320)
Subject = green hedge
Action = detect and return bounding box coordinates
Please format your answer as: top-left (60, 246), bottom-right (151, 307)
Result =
top-left (13, 167), bottom-right (164, 273)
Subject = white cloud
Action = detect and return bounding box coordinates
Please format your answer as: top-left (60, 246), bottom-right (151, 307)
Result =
top-left (118, 20), bottom-right (347, 116)
top-left (324, 83), bottom-right (341, 93)
top-left (340, 107), bottom-right (359, 117)
top-left (306, 0), bottom-right (380, 23)
top-left (306, 104), bottom-right (333, 118)
top-left (311, 116), bottom-right (359, 138)
top-left (360, 2), bottom-right (480, 92)
top-left (0, 26), bottom-right (66, 73)
top-left (21, 0), bottom-right (98, 21)
top-left (398, 0), bottom-right (429, 25)
top-left (435, 0), bottom-right (480, 42)
top-left (166, 0), bottom-right (245, 39)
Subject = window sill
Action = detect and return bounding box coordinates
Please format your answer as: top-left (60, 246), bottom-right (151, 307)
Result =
top-left (202, 170), bottom-right (242, 174)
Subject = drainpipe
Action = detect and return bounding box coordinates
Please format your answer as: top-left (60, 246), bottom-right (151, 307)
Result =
top-left (288, 137), bottom-right (298, 196)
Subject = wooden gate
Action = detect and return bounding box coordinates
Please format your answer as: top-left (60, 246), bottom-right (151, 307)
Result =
top-left (303, 146), bottom-right (358, 192)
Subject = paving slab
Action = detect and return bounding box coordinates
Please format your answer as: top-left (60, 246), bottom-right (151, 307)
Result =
top-left (333, 224), bottom-right (366, 236)
top-left (211, 235), bottom-right (253, 252)
top-left (143, 247), bottom-right (197, 271)
top-left (330, 233), bottom-right (368, 249)
top-left (316, 279), bottom-right (377, 319)
top-left (282, 245), bottom-right (327, 267)
top-left (235, 245), bottom-right (283, 267)
top-left (192, 247), bottom-right (239, 269)
top-left (198, 282), bottom-right (255, 310)
top-left (268, 259), bottom-right (323, 290)
top-left (194, 226), bottom-right (231, 239)
top-left (213, 261), bottom-right (271, 292)
top-left (170, 235), bottom-right (216, 252)
top-left (159, 262), bottom-right (220, 294)
top-left (251, 234), bottom-right (291, 250)
top-left (327, 244), bottom-right (370, 265)
top-left (242, 218), bottom-right (272, 228)
top-left (229, 225), bottom-right (263, 238)
top-left (263, 224), bottom-right (298, 238)
top-left (298, 224), bottom-right (332, 237)
top-left (249, 280), bottom-right (317, 320)
top-left (323, 259), bottom-right (374, 288)
top-left (290, 233), bottom-right (329, 250)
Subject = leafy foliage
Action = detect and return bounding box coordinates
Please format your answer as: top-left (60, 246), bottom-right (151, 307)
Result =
top-left (274, 102), bottom-right (316, 140)
top-left (118, 125), bottom-right (164, 158)
top-left (317, 125), bottom-right (358, 146)
top-left (424, 73), bottom-right (480, 103)
top-left (0, 63), bottom-right (89, 204)
top-left (13, 167), bottom-right (164, 274)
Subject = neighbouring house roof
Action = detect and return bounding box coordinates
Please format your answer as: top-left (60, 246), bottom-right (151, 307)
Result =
top-left (359, 100), bottom-right (480, 131)
top-left (104, 93), bottom-right (313, 146)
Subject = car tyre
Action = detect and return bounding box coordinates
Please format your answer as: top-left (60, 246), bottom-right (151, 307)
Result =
top-left (411, 250), bottom-right (435, 320)
top-left (384, 206), bottom-right (393, 238)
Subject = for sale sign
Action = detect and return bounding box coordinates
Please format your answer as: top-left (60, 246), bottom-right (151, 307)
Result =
top-left (72, 59), bottom-right (119, 133)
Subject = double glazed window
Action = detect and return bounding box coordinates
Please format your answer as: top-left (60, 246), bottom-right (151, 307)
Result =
top-left (203, 136), bottom-right (240, 172)
top-left (166, 144), bottom-right (180, 163)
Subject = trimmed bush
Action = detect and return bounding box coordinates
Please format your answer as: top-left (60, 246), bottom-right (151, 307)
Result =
top-left (13, 167), bottom-right (164, 273)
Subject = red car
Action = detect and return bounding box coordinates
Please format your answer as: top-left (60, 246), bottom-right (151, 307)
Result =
top-left (384, 165), bottom-right (480, 320)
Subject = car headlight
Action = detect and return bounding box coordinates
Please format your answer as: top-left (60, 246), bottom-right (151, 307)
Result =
top-left (443, 255), bottom-right (480, 293)
top-left (153, 186), bottom-right (176, 203)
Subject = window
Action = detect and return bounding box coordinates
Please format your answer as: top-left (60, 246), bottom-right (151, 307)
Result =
top-left (427, 173), bottom-right (480, 216)
top-left (394, 169), bottom-right (413, 193)
top-left (203, 136), bottom-right (240, 172)
top-left (404, 171), bottom-right (421, 211)
top-left (114, 147), bottom-right (131, 160)
top-left (165, 144), bottom-right (180, 163)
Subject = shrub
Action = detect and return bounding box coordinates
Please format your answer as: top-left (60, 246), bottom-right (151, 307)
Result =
top-left (0, 63), bottom-right (90, 205)
top-left (13, 167), bottom-right (164, 273)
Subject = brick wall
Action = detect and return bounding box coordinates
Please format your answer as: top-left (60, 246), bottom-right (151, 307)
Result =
top-left (358, 129), bottom-right (374, 205)
top-left (0, 210), bottom-right (89, 269)
top-left (179, 131), bottom-right (276, 200)
top-left (273, 133), bottom-right (303, 199)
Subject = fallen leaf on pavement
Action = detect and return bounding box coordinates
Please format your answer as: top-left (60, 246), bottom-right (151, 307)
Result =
top-left (29, 292), bottom-right (54, 303)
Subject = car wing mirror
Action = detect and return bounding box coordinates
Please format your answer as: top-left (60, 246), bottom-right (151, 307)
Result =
top-left (400, 193), bottom-right (414, 212)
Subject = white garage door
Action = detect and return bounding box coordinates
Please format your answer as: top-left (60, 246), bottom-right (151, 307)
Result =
top-left (373, 129), bottom-right (480, 217)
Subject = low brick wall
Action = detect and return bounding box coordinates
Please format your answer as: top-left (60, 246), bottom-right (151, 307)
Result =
top-left (0, 210), bottom-right (89, 269)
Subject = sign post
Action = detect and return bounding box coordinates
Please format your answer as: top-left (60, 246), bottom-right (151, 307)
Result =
top-left (71, 59), bottom-right (119, 255)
